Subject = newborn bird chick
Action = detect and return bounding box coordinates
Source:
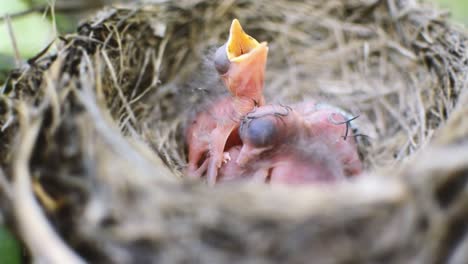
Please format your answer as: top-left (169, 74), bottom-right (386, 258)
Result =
top-left (185, 19), bottom-right (268, 185)
top-left (220, 103), bottom-right (363, 185)
top-left (185, 97), bottom-right (241, 177)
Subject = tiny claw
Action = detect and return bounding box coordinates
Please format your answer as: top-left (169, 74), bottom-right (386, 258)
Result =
top-left (223, 152), bottom-right (231, 163)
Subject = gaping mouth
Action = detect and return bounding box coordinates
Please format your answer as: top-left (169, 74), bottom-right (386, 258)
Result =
top-left (225, 19), bottom-right (266, 62)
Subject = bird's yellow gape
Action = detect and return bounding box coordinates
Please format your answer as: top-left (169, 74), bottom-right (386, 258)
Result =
top-left (214, 19), bottom-right (269, 111)
top-left (226, 19), bottom-right (262, 61)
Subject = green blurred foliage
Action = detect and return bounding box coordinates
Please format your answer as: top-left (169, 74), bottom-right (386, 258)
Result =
top-left (435, 0), bottom-right (468, 25)
top-left (0, 226), bottom-right (22, 264)
top-left (0, 0), bottom-right (53, 57)
top-left (0, 0), bottom-right (54, 83)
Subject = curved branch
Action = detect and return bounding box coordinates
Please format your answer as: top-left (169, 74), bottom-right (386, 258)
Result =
top-left (12, 102), bottom-right (85, 264)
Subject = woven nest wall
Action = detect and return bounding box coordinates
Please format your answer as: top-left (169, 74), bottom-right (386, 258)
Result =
top-left (1, 0), bottom-right (468, 263)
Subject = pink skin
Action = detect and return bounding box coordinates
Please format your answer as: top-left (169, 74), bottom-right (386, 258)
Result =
top-left (218, 145), bottom-right (346, 185)
top-left (298, 102), bottom-right (362, 176)
top-left (185, 20), bottom-right (268, 185)
top-left (264, 148), bottom-right (345, 185)
top-left (185, 93), bottom-right (262, 184)
top-left (204, 98), bottom-right (261, 185)
top-left (205, 44), bottom-right (268, 185)
top-left (185, 97), bottom-right (242, 178)
top-left (217, 146), bottom-right (245, 183)
top-left (225, 102), bottom-right (362, 185)
top-left (269, 155), bottom-right (340, 185)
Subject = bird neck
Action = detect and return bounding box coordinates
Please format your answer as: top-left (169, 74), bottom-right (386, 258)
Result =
top-left (226, 67), bottom-right (265, 106)
top-left (233, 96), bottom-right (264, 115)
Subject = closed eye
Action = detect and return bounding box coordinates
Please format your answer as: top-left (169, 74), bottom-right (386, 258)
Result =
top-left (242, 117), bottom-right (277, 148)
top-left (214, 44), bottom-right (230, 75)
top-left (240, 105), bottom-right (292, 147)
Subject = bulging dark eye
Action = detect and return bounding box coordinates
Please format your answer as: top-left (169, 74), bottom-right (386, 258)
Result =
top-left (214, 44), bottom-right (230, 75)
top-left (242, 117), bottom-right (278, 148)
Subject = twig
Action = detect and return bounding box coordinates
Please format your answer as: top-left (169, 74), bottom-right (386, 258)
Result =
top-left (0, 168), bottom-right (13, 200)
top-left (12, 102), bottom-right (85, 264)
top-left (73, 56), bottom-right (173, 181)
top-left (0, 2), bottom-right (103, 23)
top-left (4, 14), bottom-right (22, 67)
top-left (101, 49), bottom-right (137, 124)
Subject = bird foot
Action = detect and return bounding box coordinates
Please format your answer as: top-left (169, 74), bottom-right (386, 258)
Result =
top-left (223, 152), bottom-right (231, 164)
top-left (185, 159), bottom-right (209, 179)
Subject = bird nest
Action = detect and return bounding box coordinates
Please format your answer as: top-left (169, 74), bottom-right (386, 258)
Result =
top-left (1, 0), bottom-right (468, 263)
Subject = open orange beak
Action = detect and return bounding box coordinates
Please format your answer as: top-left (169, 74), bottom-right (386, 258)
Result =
top-left (214, 19), bottom-right (268, 104)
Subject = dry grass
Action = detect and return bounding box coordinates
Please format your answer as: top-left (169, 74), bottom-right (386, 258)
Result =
top-left (1, 0), bottom-right (468, 263)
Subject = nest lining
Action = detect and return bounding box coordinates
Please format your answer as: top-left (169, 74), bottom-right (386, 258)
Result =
top-left (1, 0), bottom-right (468, 263)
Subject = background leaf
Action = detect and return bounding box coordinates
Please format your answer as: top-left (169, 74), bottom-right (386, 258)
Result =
top-left (0, 226), bottom-right (22, 264)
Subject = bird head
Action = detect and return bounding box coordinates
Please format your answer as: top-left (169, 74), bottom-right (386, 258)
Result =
top-left (214, 19), bottom-right (268, 107)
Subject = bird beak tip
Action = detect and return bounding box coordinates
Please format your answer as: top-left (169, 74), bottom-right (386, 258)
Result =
top-left (230, 18), bottom-right (242, 32)
top-left (226, 19), bottom-right (265, 61)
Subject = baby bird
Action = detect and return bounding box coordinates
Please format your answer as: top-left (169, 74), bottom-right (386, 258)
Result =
top-left (185, 19), bottom-right (268, 185)
top-left (217, 102), bottom-right (363, 185)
